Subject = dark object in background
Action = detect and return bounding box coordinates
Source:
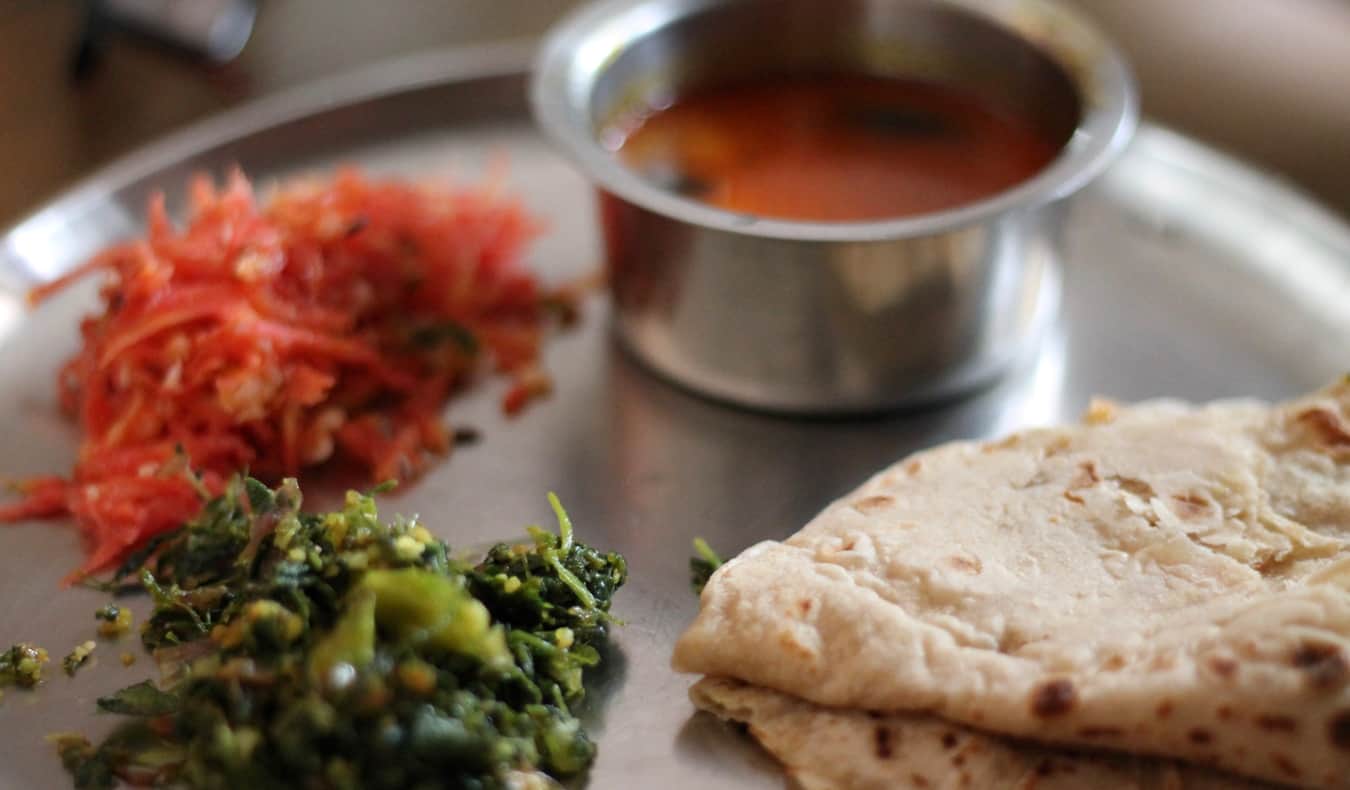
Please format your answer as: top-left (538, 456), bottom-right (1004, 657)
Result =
top-left (71, 0), bottom-right (256, 79)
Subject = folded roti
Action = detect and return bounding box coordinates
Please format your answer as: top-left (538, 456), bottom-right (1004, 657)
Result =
top-left (691, 677), bottom-right (1272, 789)
top-left (674, 380), bottom-right (1350, 787)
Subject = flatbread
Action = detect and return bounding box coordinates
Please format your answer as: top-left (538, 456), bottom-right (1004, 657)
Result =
top-left (691, 677), bottom-right (1273, 790)
top-left (674, 379), bottom-right (1350, 787)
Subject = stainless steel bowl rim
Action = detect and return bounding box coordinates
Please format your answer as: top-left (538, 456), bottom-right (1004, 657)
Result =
top-left (532, 0), bottom-right (1139, 242)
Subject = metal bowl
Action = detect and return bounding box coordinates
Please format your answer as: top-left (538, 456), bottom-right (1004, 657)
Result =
top-left (532, 0), bottom-right (1137, 413)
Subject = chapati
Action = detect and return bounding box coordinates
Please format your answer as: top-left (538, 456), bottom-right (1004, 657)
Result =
top-left (675, 380), bottom-right (1350, 787)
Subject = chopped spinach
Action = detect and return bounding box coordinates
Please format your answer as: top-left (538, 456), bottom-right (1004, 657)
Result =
top-left (0, 642), bottom-right (49, 689)
top-left (95, 605), bottom-right (133, 639)
top-left (62, 641), bottom-right (96, 676)
top-left (408, 320), bottom-right (480, 354)
top-left (59, 476), bottom-right (626, 789)
top-left (96, 681), bottom-right (178, 716)
top-left (689, 537), bottom-right (724, 595)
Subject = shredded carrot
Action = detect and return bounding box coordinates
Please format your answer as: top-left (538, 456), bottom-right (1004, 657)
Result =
top-left (0, 168), bottom-right (567, 578)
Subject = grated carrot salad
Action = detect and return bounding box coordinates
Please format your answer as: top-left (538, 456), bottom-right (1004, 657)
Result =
top-left (0, 168), bottom-right (567, 578)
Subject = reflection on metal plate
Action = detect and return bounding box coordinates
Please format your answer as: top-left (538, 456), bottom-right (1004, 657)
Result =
top-left (0, 43), bottom-right (1347, 789)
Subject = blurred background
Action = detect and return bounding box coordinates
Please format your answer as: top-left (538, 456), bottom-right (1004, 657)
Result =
top-left (1, 0), bottom-right (1347, 225)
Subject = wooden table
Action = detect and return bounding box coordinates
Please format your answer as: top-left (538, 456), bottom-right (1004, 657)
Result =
top-left (2, 0), bottom-right (1347, 226)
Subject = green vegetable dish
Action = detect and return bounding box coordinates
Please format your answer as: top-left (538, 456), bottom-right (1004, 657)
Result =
top-left (94, 604), bottom-right (134, 639)
top-left (54, 477), bottom-right (626, 790)
top-left (62, 641), bottom-right (97, 677)
top-left (1, 642), bottom-right (49, 690)
top-left (689, 538), bottom-right (723, 595)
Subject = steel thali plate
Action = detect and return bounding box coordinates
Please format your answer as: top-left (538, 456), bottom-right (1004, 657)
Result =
top-left (1, 42), bottom-right (1348, 789)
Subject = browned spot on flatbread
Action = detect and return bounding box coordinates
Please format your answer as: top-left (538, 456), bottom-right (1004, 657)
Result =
top-left (797, 599), bottom-right (812, 615)
top-left (1293, 642), bottom-right (1349, 690)
top-left (1272, 753), bottom-right (1300, 779)
top-left (852, 495), bottom-right (894, 514)
top-left (1170, 491), bottom-right (1211, 519)
top-left (904, 459), bottom-right (922, 475)
top-left (910, 773), bottom-right (930, 788)
top-left (1256, 714), bottom-right (1297, 733)
top-left (1188, 728), bottom-right (1213, 745)
top-left (1216, 705), bottom-right (1235, 721)
top-left (1030, 679), bottom-right (1076, 718)
top-left (1063, 490), bottom-right (1086, 505)
top-left (873, 725), bottom-right (893, 759)
top-left (940, 732), bottom-right (958, 749)
top-left (1084, 398), bottom-right (1118, 425)
top-left (841, 539), bottom-right (856, 551)
top-left (1297, 406), bottom-right (1350, 447)
top-left (1207, 655), bottom-right (1238, 680)
top-left (1156, 700), bottom-right (1174, 718)
top-left (1111, 475), bottom-right (1155, 499)
top-left (1329, 710), bottom-right (1350, 750)
top-left (1254, 555), bottom-right (1285, 574)
top-left (1101, 654), bottom-right (1126, 671)
top-left (1078, 726), bottom-right (1123, 738)
top-left (1150, 653), bottom-right (1177, 671)
top-left (1044, 436), bottom-right (1072, 456)
top-left (948, 554), bottom-right (982, 574)
top-left (1068, 460), bottom-right (1100, 489)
